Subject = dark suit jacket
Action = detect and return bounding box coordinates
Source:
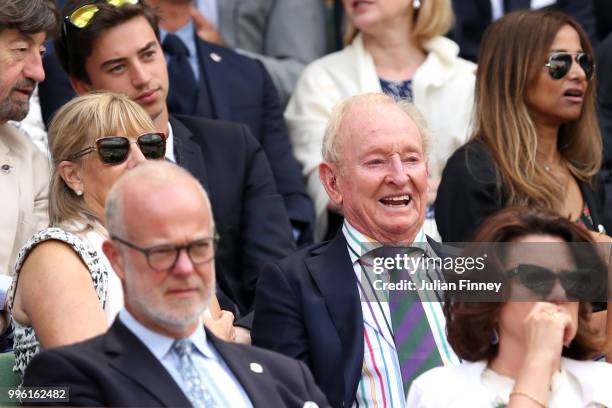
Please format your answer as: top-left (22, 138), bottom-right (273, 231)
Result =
top-left (23, 319), bottom-right (330, 407)
top-left (170, 114), bottom-right (295, 319)
top-left (434, 141), bottom-right (610, 242)
top-left (450, 0), bottom-right (597, 62)
top-left (188, 38), bottom-right (315, 244)
top-left (252, 233), bottom-right (363, 408)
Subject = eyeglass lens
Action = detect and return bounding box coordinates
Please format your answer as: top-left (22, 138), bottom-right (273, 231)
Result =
top-left (547, 53), bottom-right (594, 80)
top-left (147, 239), bottom-right (215, 270)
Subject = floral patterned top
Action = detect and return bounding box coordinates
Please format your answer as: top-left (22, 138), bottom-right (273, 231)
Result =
top-left (380, 78), bottom-right (414, 102)
top-left (7, 227), bottom-right (108, 378)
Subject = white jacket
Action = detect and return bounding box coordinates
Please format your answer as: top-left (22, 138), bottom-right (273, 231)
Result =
top-left (285, 34), bottom-right (476, 239)
top-left (406, 358), bottom-right (612, 407)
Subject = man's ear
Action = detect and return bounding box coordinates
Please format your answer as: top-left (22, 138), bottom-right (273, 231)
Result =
top-left (70, 76), bottom-right (92, 96)
top-left (58, 160), bottom-right (84, 195)
top-left (102, 240), bottom-right (126, 280)
top-left (319, 162), bottom-right (342, 207)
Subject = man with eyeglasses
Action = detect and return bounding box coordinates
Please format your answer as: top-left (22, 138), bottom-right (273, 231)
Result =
top-left (0, 0), bottom-right (58, 333)
top-left (53, 0), bottom-right (296, 334)
top-left (23, 160), bottom-right (329, 408)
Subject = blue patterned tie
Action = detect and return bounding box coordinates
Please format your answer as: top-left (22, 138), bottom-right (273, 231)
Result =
top-left (172, 339), bottom-right (219, 408)
top-left (163, 33), bottom-right (198, 115)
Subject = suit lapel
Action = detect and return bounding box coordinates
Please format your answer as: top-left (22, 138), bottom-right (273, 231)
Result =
top-left (306, 233), bottom-right (364, 403)
top-left (208, 333), bottom-right (278, 407)
top-left (104, 319), bottom-right (192, 407)
top-left (476, 0), bottom-right (493, 20)
top-left (169, 115), bottom-right (210, 191)
top-left (195, 38), bottom-right (232, 120)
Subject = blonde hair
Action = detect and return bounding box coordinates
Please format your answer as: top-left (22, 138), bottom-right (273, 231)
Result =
top-left (322, 93), bottom-right (429, 163)
top-left (47, 91), bottom-right (157, 230)
top-left (344, 0), bottom-right (454, 46)
top-left (473, 10), bottom-right (602, 211)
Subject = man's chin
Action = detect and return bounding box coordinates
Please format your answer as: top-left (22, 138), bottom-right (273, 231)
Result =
top-left (0, 100), bottom-right (29, 122)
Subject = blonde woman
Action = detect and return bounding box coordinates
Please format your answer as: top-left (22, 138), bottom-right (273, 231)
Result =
top-left (436, 10), bottom-right (611, 243)
top-left (285, 0), bottom-right (475, 240)
top-left (8, 92), bottom-right (232, 378)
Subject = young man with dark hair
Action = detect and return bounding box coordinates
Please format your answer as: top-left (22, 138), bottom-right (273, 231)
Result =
top-left (55, 0), bottom-right (295, 333)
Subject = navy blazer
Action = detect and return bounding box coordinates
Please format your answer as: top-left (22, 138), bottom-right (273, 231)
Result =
top-left (450, 0), bottom-right (597, 61)
top-left (170, 114), bottom-right (295, 319)
top-left (23, 318), bottom-right (330, 407)
top-left (252, 232), bottom-right (449, 408)
top-left (252, 233), bottom-right (363, 408)
top-left (177, 38), bottom-right (315, 244)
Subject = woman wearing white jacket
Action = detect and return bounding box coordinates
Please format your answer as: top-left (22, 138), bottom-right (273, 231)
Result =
top-left (285, 0), bottom-right (476, 240)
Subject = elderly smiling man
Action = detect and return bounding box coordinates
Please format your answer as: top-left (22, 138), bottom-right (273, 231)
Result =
top-left (252, 93), bottom-right (460, 408)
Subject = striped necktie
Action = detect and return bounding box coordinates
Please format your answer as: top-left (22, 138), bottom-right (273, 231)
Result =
top-left (388, 247), bottom-right (443, 394)
top-left (172, 339), bottom-right (219, 408)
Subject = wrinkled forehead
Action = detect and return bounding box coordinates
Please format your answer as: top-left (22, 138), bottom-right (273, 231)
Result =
top-left (338, 104), bottom-right (424, 158)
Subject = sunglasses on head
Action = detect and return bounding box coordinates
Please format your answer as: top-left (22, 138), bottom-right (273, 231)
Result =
top-left (507, 263), bottom-right (595, 299)
top-left (545, 52), bottom-right (595, 81)
top-left (63, 0), bottom-right (139, 37)
top-left (69, 132), bottom-right (166, 165)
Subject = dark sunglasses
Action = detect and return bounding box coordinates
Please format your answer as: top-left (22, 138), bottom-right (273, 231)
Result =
top-left (63, 0), bottom-right (139, 38)
top-left (69, 132), bottom-right (166, 165)
top-left (545, 52), bottom-right (595, 81)
top-left (507, 263), bottom-right (596, 299)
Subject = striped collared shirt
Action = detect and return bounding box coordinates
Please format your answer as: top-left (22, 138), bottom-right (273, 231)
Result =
top-left (342, 221), bottom-right (459, 407)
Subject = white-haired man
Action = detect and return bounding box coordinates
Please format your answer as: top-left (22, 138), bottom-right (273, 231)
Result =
top-left (252, 93), bottom-right (460, 408)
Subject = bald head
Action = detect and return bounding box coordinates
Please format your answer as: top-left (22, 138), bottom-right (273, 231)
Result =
top-left (105, 161), bottom-right (214, 239)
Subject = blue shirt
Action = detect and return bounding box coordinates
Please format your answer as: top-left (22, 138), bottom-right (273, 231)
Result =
top-left (119, 309), bottom-right (252, 407)
top-left (160, 21), bottom-right (200, 82)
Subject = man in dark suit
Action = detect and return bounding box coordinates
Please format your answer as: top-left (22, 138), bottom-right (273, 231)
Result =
top-left (251, 94), bottom-right (460, 407)
top-left (40, 0), bottom-right (315, 246)
top-left (23, 161), bottom-right (328, 408)
top-left (451, 0), bottom-right (597, 61)
top-left (54, 0), bottom-right (295, 328)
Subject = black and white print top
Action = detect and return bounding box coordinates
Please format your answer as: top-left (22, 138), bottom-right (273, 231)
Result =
top-left (7, 227), bottom-right (108, 378)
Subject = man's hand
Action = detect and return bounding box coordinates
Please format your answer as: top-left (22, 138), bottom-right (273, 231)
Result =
top-left (190, 6), bottom-right (226, 46)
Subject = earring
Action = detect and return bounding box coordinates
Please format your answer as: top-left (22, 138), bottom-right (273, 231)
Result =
top-left (75, 190), bottom-right (83, 197)
top-left (491, 327), bottom-right (499, 345)
top-left (413, 0), bottom-right (421, 10)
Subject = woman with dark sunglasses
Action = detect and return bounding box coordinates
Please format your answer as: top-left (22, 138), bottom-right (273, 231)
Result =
top-left (6, 92), bottom-right (235, 378)
top-left (435, 10), bottom-right (612, 245)
top-left (407, 207), bottom-right (612, 407)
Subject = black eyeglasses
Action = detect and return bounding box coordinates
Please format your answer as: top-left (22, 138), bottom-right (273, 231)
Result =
top-left (112, 234), bottom-right (220, 271)
top-left (545, 52), bottom-right (595, 81)
top-left (507, 263), bottom-right (596, 299)
top-left (69, 132), bottom-right (166, 165)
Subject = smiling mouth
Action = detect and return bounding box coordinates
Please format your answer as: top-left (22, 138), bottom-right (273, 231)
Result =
top-left (380, 194), bottom-right (411, 207)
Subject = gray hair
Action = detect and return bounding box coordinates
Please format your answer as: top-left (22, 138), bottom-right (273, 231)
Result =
top-left (0, 0), bottom-right (59, 37)
top-left (321, 93), bottom-right (430, 164)
top-left (105, 161), bottom-right (214, 239)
